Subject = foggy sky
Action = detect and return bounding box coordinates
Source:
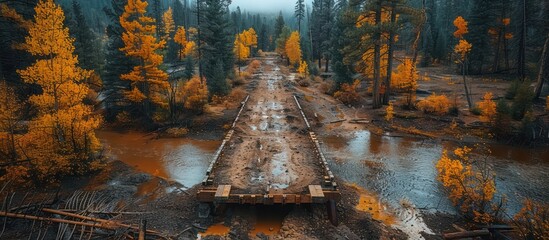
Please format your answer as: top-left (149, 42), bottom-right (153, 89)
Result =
top-left (229, 0), bottom-right (313, 13)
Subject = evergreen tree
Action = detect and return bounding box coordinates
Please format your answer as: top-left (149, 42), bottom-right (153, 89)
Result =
top-left (183, 56), bottom-right (195, 80)
top-left (172, 0), bottom-right (186, 27)
top-left (200, 0), bottom-right (233, 96)
top-left (102, 0), bottom-right (135, 121)
top-left (331, 0), bottom-right (355, 87)
top-left (274, 11), bottom-right (285, 39)
top-left (467, 0), bottom-right (496, 74)
top-left (320, 0), bottom-right (335, 72)
top-left (68, 1), bottom-right (100, 72)
top-left (295, 0), bottom-right (305, 34)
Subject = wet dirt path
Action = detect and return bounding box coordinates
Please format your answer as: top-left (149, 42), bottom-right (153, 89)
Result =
top-left (214, 58), bottom-right (319, 193)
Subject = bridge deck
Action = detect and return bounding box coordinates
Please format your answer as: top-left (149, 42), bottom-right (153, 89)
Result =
top-left (198, 58), bottom-right (339, 206)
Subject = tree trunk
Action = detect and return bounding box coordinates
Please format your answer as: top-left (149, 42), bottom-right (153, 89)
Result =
top-left (534, 33), bottom-right (549, 98)
top-left (325, 58), bottom-right (329, 72)
top-left (372, 0), bottom-right (382, 109)
top-left (518, 0), bottom-right (527, 81)
top-left (384, 1), bottom-right (397, 105)
top-left (463, 58), bottom-right (473, 109)
top-left (493, 30), bottom-right (502, 72)
top-left (197, 0), bottom-right (203, 80)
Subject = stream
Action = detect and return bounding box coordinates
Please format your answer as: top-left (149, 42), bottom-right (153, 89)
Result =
top-left (97, 129), bottom-right (548, 235)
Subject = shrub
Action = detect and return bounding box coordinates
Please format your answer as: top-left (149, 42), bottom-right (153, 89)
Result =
top-left (334, 80), bottom-right (361, 105)
top-left (228, 88), bottom-right (247, 103)
top-left (511, 82), bottom-right (534, 120)
top-left (319, 80), bottom-right (334, 94)
top-left (385, 102), bottom-right (394, 122)
top-left (247, 60), bottom-right (261, 74)
top-left (505, 79), bottom-right (521, 99)
top-left (417, 93), bottom-right (450, 115)
top-left (436, 146), bottom-right (502, 223)
top-left (492, 99), bottom-right (512, 139)
top-left (239, 71), bottom-right (252, 80)
top-left (514, 199), bottom-right (549, 239)
top-left (181, 76), bottom-right (209, 112)
top-left (478, 92), bottom-right (496, 123)
top-left (297, 78), bottom-right (310, 87)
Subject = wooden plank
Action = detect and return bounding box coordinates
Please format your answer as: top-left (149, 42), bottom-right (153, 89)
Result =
top-left (309, 185), bottom-right (325, 198)
top-left (215, 185), bottom-right (231, 199)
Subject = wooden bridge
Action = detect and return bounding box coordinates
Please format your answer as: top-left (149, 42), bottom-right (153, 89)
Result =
top-left (197, 94), bottom-right (341, 225)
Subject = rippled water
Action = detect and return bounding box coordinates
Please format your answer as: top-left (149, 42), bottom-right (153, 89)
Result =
top-left (321, 130), bottom-right (549, 215)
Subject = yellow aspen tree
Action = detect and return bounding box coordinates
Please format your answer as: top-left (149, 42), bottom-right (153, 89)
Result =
top-left (181, 76), bottom-right (209, 112)
top-left (285, 31), bottom-right (302, 66)
top-left (453, 16), bottom-right (473, 109)
top-left (174, 26), bottom-right (187, 60)
top-left (162, 7), bottom-right (175, 41)
top-left (297, 60), bottom-right (309, 78)
top-left (120, 0), bottom-right (169, 120)
top-left (16, 0), bottom-right (102, 181)
top-left (246, 27), bottom-right (258, 52)
top-left (436, 146), bottom-right (497, 223)
top-left (0, 81), bottom-right (23, 166)
top-left (478, 92), bottom-right (496, 123)
top-left (385, 101), bottom-right (394, 122)
top-left (184, 41), bottom-right (197, 58)
top-left (234, 33), bottom-right (251, 62)
top-left (391, 59), bottom-right (418, 108)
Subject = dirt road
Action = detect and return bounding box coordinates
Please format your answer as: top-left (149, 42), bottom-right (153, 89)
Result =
top-left (214, 57), bottom-right (321, 194)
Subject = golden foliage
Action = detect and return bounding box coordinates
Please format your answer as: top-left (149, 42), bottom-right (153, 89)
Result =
top-left (234, 34), bottom-right (250, 62)
top-left (391, 59), bottom-right (418, 107)
top-left (181, 76), bottom-right (208, 111)
top-left (120, 0), bottom-right (169, 108)
top-left (14, 0), bottom-right (102, 182)
top-left (478, 92), bottom-right (496, 123)
top-left (385, 101), bottom-right (394, 122)
top-left (436, 146), bottom-right (497, 223)
top-left (174, 26), bottom-right (197, 59)
top-left (297, 60), bottom-right (309, 78)
top-left (453, 16), bottom-right (468, 39)
top-left (454, 39), bottom-right (472, 61)
top-left (546, 96), bottom-right (549, 111)
top-left (417, 93), bottom-right (450, 115)
top-left (334, 80), bottom-right (361, 105)
top-left (285, 31), bottom-right (302, 66)
top-left (234, 28), bottom-right (258, 62)
top-left (514, 199), bottom-right (549, 239)
top-left (162, 7), bottom-right (174, 41)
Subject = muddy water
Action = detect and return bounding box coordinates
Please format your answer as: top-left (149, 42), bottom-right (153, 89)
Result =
top-left (97, 131), bottom-right (220, 188)
top-left (321, 130), bottom-right (549, 216)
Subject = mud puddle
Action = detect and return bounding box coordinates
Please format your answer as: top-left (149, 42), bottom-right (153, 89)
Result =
top-left (200, 205), bottom-right (290, 238)
top-left (97, 131), bottom-right (220, 189)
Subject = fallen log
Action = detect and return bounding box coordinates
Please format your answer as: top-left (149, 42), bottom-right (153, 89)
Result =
top-left (41, 208), bottom-right (160, 234)
top-left (329, 119), bottom-right (346, 124)
top-left (443, 229), bottom-right (490, 239)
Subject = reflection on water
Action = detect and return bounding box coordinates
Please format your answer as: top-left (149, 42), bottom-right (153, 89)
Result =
top-left (322, 130), bottom-right (549, 216)
top-left (350, 183), bottom-right (396, 225)
top-left (201, 223), bottom-right (230, 236)
top-left (97, 131), bottom-right (220, 188)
